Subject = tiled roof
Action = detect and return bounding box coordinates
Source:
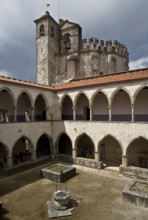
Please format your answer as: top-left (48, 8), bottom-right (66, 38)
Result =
top-left (0, 76), bottom-right (53, 90)
top-left (1, 68), bottom-right (148, 91)
top-left (53, 68), bottom-right (148, 91)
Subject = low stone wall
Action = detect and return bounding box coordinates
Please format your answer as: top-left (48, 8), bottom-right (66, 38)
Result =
top-left (3, 156), bottom-right (53, 176)
top-left (55, 154), bottom-right (74, 164)
top-left (122, 179), bottom-right (148, 208)
top-left (74, 157), bottom-right (103, 169)
top-left (120, 166), bottom-right (148, 179)
top-left (41, 164), bottom-right (76, 182)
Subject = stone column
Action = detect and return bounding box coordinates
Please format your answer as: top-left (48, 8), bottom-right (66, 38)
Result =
top-left (25, 111), bottom-right (30, 122)
top-left (131, 104), bottom-right (135, 122)
top-left (122, 155), bottom-right (128, 167)
top-left (72, 107), bottom-right (76, 121)
top-left (72, 148), bottom-right (77, 159)
top-left (89, 106), bottom-right (93, 121)
top-left (46, 107), bottom-right (50, 121)
top-left (108, 105), bottom-right (112, 121)
top-left (13, 106), bottom-right (17, 122)
top-left (6, 156), bottom-right (13, 168)
top-left (31, 107), bottom-right (35, 121)
top-left (95, 151), bottom-right (100, 162)
top-left (31, 151), bottom-right (36, 161)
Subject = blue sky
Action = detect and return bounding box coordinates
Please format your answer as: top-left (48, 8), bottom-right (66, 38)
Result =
top-left (0, 0), bottom-right (148, 82)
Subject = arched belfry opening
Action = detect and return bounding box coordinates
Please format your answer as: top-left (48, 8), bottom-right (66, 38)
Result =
top-left (77, 134), bottom-right (94, 159)
top-left (63, 33), bottom-right (71, 50)
top-left (36, 135), bottom-right (51, 158)
top-left (40, 24), bottom-right (44, 36)
top-left (127, 137), bottom-right (148, 168)
top-left (99, 135), bottom-right (122, 167)
top-left (58, 133), bottom-right (72, 156)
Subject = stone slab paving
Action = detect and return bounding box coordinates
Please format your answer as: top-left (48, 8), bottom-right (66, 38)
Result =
top-left (0, 164), bottom-right (148, 220)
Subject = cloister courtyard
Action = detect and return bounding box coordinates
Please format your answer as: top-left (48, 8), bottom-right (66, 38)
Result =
top-left (0, 164), bottom-right (148, 220)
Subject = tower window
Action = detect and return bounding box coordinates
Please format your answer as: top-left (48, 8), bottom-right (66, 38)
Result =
top-left (63, 33), bottom-right (71, 50)
top-left (110, 57), bottom-right (117, 72)
top-left (40, 25), bottom-right (44, 36)
top-left (91, 56), bottom-right (99, 75)
top-left (51, 26), bottom-right (54, 38)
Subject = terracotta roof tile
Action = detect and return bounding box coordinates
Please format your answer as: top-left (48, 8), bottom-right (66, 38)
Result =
top-left (53, 68), bottom-right (148, 91)
top-left (1, 68), bottom-right (148, 91)
top-left (0, 76), bottom-right (53, 90)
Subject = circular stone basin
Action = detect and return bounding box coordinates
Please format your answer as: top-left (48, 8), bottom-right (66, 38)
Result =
top-left (52, 190), bottom-right (71, 210)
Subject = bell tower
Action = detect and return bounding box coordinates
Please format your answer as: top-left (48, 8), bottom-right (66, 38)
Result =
top-left (34, 10), bottom-right (59, 85)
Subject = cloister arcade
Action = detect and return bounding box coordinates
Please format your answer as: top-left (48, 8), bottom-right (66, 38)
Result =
top-left (1, 77), bottom-right (148, 177)
top-left (0, 134), bottom-right (52, 170)
top-left (56, 132), bottom-right (148, 169)
top-left (61, 87), bottom-right (148, 122)
top-left (0, 89), bottom-right (48, 122)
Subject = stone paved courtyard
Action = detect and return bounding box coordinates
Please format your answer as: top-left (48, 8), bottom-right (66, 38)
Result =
top-left (0, 164), bottom-right (148, 220)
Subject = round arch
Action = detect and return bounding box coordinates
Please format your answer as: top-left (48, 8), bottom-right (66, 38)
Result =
top-left (126, 137), bottom-right (148, 168)
top-left (12, 136), bottom-right (34, 165)
top-left (98, 135), bottom-right (122, 166)
top-left (110, 88), bottom-right (132, 121)
top-left (76, 133), bottom-right (95, 159)
top-left (57, 133), bottom-right (72, 156)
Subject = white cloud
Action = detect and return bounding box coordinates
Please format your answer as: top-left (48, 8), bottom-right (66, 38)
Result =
top-left (0, 70), bottom-right (11, 77)
top-left (129, 57), bottom-right (148, 70)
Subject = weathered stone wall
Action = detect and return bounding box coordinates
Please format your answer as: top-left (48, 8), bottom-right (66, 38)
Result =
top-left (35, 13), bottom-right (129, 85)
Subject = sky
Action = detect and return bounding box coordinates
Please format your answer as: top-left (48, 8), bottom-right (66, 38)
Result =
top-left (0, 0), bottom-right (148, 82)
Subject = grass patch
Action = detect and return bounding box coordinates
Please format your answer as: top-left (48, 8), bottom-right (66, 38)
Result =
top-left (131, 182), bottom-right (148, 194)
top-left (47, 165), bottom-right (68, 173)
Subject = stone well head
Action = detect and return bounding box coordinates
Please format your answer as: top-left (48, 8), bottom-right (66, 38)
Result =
top-left (52, 190), bottom-right (71, 210)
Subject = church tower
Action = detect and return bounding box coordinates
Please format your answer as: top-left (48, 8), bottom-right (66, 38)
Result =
top-left (35, 10), bottom-right (129, 86)
top-left (34, 11), bottom-right (59, 85)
